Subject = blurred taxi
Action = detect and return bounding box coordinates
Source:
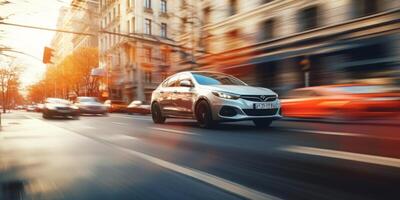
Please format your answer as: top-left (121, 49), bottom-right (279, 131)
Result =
top-left (104, 100), bottom-right (127, 113)
top-left (281, 84), bottom-right (400, 119)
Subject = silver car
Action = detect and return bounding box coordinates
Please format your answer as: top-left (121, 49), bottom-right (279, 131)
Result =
top-left (151, 71), bottom-right (282, 128)
top-left (75, 97), bottom-right (107, 115)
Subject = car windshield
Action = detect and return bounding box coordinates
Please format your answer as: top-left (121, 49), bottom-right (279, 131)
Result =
top-left (79, 97), bottom-right (99, 103)
top-left (46, 98), bottom-right (71, 104)
top-left (192, 72), bottom-right (246, 86)
top-left (328, 85), bottom-right (390, 94)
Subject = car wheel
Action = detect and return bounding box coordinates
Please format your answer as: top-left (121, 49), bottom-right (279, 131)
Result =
top-left (253, 119), bottom-right (272, 128)
top-left (42, 112), bottom-right (49, 119)
top-left (195, 100), bottom-right (215, 128)
top-left (151, 102), bottom-right (166, 124)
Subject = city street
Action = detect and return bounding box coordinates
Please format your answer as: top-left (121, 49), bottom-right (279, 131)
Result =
top-left (1, 111), bottom-right (399, 200)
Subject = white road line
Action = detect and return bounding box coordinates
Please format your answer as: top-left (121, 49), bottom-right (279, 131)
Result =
top-left (22, 112), bottom-right (280, 200)
top-left (150, 127), bottom-right (198, 135)
top-left (116, 146), bottom-right (281, 200)
top-left (113, 115), bottom-right (152, 121)
top-left (111, 122), bottom-right (129, 126)
top-left (281, 145), bottom-right (400, 168)
top-left (102, 134), bottom-right (138, 141)
top-left (285, 129), bottom-right (400, 141)
top-left (286, 129), bottom-right (363, 137)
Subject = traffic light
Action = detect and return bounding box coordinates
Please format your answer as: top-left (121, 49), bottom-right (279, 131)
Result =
top-left (43, 47), bottom-right (54, 64)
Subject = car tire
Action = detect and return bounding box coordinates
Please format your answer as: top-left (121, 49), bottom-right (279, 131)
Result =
top-left (253, 119), bottom-right (272, 128)
top-left (151, 102), bottom-right (166, 124)
top-left (195, 100), bottom-right (215, 128)
top-left (42, 112), bottom-right (48, 119)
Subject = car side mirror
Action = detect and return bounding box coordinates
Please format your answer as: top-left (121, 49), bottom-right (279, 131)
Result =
top-left (180, 80), bottom-right (192, 87)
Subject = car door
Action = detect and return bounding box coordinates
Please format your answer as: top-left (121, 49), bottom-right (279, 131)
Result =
top-left (175, 74), bottom-right (195, 116)
top-left (159, 75), bottom-right (179, 115)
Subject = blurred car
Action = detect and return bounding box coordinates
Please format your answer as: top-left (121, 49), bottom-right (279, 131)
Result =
top-left (104, 100), bottom-right (127, 113)
top-left (281, 84), bottom-right (400, 120)
top-left (42, 98), bottom-right (79, 119)
top-left (126, 100), bottom-right (151, 115)
top-left (15, 105), bottom-right (23, 110)
top-left (26, 105), bottom-right (37, 112)
top-left (36, 103), bottom-right (44, 112)
top-left (151, 71), bottom-right (282, 128)
top-left (75, 96), bottom-right (107, 115)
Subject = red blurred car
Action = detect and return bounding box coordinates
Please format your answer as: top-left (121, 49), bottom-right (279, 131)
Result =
top-left (281, 84), bottom-right (400, 120)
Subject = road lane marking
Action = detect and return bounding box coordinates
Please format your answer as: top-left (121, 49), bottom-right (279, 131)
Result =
top-left (111, 122), bottom-right (129, 126)
top-left (285, 129), bottom-right (363, 137)
top-left (281, 145), bottom-right (400, 168)
top-left (116, 146), bottom-right (281, 200)
top-left (150, 127), bottom-right (198, 135)
top-left (23, 113), bottom-right (281, 200)
top-left (102, 134), bottom-right (138, 141)
top-left (111, 115), bottom-right (152, 121)
top-left (284, 129), bottom-right (400, 141)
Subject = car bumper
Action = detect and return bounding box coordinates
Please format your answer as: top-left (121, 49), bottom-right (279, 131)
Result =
top-left (80, 108), bottom-right (107, 114)
top-left (45, 109), bottom-right (79, 116)
top-left (209, 97), bottom-right (282, 121)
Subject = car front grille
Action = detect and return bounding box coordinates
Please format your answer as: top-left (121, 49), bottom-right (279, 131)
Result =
top-left (240, 95), bottom-right (277, 102)
top-left (243, 109), bottom-right (278, 116)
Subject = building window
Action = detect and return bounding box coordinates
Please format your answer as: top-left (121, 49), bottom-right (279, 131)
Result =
top-left (144, 0), bottom-right (151, 9)
top-left (160, 0), bottom-right (167, 13)
top-left (161, 23), bottom-right (167, 38)
top-left (229, 0), bottom-right (238, 16)
top-left (113, 7), bottom-right (116, 18)
top-left (132, 17), bottom-right (135, 33)
top-left (117, 4), bottom-right (120, 16)
top-left (127, 20), bottom-right (130, 33)
top-left (144, 71), bottom-right (152, 83)
top-left (298, 6), bottom-right (318, 32)
top-left (145, 18), bottom-right (152, 35)
top-left (143, 47), bottom-right (152, 63)
top-left (127, 0), bottom-right (131, 8)
top-left (260, 19), bottom-right (275, 41)
top-left (203, 7), bottom-right (210, 24)
top-left (226, 29), bottom-right (239, 49)
top-left (161, 49), bottom-right (168, 63)
top-left (352, 0), bottom-right (379, 18)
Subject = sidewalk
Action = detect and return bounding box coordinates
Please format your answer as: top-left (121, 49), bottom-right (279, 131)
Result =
top-left (282, 116), bottom-right (399, 126)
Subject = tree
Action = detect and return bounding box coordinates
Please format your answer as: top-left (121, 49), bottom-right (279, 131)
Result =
top-left (0, 59), bottom-right (21, 113)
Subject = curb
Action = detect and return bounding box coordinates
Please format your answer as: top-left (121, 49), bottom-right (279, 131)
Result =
top-left (281, 117), bottom-right (399, 127)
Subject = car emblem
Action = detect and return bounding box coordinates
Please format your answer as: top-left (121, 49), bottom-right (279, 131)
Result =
top-left (260, 95), bottom-right (267, 101)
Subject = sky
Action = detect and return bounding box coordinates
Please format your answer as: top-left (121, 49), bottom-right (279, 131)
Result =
top-left (0, 0), bottom-right (71, 90)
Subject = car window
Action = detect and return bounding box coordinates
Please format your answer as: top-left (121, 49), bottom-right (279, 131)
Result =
top-left (192, 72), bottom-right (246, 86)
top-left (166, 75), bottom-right (179, 87)
top-left (161, 77), bottom-right (171, 87)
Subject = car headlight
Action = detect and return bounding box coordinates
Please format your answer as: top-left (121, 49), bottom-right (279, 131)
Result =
top-left (212, 91), bottom-right (240, 100)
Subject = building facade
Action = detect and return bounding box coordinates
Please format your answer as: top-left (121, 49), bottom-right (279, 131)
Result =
top-left (175, 0), bottom-right (400, 94)
top-left (50, 0), bottom-right (100, 97)
top-left (99, 0), bottom-right (178, 103)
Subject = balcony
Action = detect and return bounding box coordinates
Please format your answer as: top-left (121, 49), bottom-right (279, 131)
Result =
top-left (144, 7), bottom-right (153, 14)
top-left (159, 12), bottom-right (169, 18)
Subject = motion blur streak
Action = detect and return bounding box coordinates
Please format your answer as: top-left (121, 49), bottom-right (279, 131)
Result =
top-left (281, 146), bottom-right (400, 168)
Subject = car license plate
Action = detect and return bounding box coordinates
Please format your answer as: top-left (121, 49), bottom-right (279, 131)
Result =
top-left (254, 102), bottom-right (278, 109)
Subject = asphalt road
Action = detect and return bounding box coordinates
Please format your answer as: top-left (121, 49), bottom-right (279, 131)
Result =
top-left (1, 111), bottom-right (399, 200)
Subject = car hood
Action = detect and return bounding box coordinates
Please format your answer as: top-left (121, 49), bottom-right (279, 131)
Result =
top-left (46, 103), bottom-right (71, 107)
top-left (202, 85), bottom-right (277, 96)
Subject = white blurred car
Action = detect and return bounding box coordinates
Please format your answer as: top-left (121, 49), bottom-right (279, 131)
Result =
top-left (75, 97), bottom-right (107, 115)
